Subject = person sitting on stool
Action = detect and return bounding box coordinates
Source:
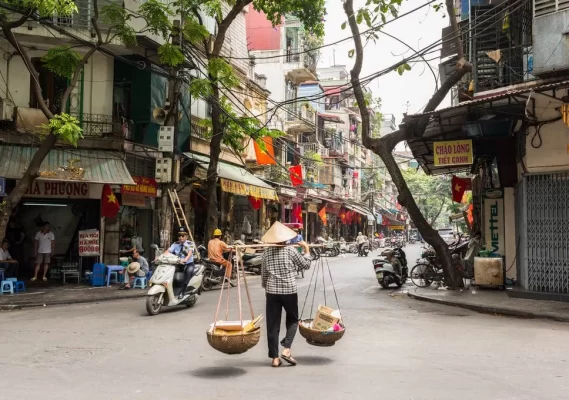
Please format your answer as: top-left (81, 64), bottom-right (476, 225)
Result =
top-left (119, 249), bottom-right (149, 289)
top-left (0, 240), bottom-right (18, 277)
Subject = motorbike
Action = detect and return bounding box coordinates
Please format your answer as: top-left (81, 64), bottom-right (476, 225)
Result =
top-left (146, 247), bottom-right (205, 316)
top-left (197, 244), bottom-right (239, 291)
top-left (315, 237), bottom-right (340, 257)
top-left (372, 247), bottom-right (409, 289)
top-left (234, 240), bottom-right (263, 275)
top-left (357, 241), bottom-right (370, 257)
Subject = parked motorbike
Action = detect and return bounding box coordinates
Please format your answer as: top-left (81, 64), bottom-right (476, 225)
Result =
top-left (357, 241), bottom-right (370, 257)
top-left (197, 245), bottom-right (238, 291)
top-left (234, 240), bottom-right (263, 275)
top-left (146, 247), bottom-right (205, 316)
top-left (372, 247), bottom-right (409, 289)
top-left (315, 237), bottom-right (340, 257)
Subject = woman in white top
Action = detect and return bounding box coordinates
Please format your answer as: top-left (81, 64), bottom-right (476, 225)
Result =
top-left (32, 222), bottom-right (55, 281)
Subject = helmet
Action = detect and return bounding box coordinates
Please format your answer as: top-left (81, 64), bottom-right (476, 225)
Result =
top-left (178, 226), bottom-right (189, 236)
top-left (358, 232), bottom-right (362, 236)
top-left (213, 228), bottom-right (222, 237)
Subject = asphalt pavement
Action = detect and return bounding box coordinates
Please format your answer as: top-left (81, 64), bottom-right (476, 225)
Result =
top-left (2, 244), bottom-right (569, 400)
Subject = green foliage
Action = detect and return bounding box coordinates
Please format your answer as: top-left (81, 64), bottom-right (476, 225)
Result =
top-left (2, 0), bottom-right (77, 17)
top-left (158, 43), bottom-right (185, 67)
top-left (252, 0), bottom-right (326, 37)
top-left (361, 169), bottom-right (383, 193)
top-left (208, 58), bottom-right (240, 89)
top-left (40, 113), bottom-right (83, 146)
top-left (41, 46), bottom-right (80, 79)
top-left (401, 168), bottom-right (451, 227)
top-left (100, 4), bottom-right (137, 45)
top-left (396, 63), bottom-right (412, 75)
top-left (304, 150), bottom-right (323, 166)
top-left (138, 0), bottom-right (173, 39)
top-left (183, 15), bottom-right (210, 44)
top-left (189, 78), bottom-right (214, 100)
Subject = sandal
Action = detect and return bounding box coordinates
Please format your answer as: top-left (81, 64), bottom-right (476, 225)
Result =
top-left (280, 354), bottom-right (297, 366)
top-left (42, 277), bottom-right (48, 281)
top-left (272, 359), bottom-right (282, 368)
top-left (30, 277), bottom-right (37, 282)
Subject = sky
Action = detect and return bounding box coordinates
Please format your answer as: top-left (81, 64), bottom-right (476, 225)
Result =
top-left (319, 0), bottom-right (451, 125)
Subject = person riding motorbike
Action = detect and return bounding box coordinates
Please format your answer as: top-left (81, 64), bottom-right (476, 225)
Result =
top-left (208, 228), bottom-right (233, 277)
top-left (356, 232), bottom-right (368, 256)
top-left (287, 225), bottom-right (310, 254)
top-left (163, 226), bottom-right (195, 298)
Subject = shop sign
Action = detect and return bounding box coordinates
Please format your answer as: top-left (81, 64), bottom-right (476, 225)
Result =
top-left (483, 188), bottom-right (504, 255)
top-left (122, 193), bottom-right (147, 207)
top-left (326, 202), bottom-right (342, 215)
top-left (78, 229), bottom-right (100, 257)
top-left (389, 225), bottom-right (405, 231)
top-left (23, 181), bottom-right (102, 199)
top-left (121, 176), bottom-right (158, 197)
top-left (307, 203), bottom-right (318, 213)
top-left (433, 140), bottom-right (473, 167)
top-left (220, 178), bottom-right (278, 200)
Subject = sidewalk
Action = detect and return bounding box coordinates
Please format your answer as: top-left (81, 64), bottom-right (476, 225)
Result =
top-left (0, 283), bottom-right (147, 311)
top-left (408, 286), bottom-right (569, 323)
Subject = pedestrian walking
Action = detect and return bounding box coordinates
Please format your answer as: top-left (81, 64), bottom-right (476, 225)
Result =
top-left (261, 222), bottom-right (312, 367)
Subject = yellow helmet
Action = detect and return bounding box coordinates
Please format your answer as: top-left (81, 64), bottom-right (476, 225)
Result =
top-left (213, 228), bottom-right (222, 237)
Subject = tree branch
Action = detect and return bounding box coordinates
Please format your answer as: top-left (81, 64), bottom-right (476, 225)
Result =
top-left (91, 0), bottom-right (103, 45)
top-left (61, 47), bottom-right (97, 109)
top-left (1, 25), bottom-right (53, 119)
top-left (212, 0), bottom-right (252, 56)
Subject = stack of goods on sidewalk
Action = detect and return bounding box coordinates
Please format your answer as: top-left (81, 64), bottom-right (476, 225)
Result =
top-left (299, 305), bottom-right (345, 347)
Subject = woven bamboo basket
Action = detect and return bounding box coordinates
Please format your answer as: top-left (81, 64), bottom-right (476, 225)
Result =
top-left (206, 327), bottom-right (261, 355)
top-left (298, 319), bottom-right (345, 347)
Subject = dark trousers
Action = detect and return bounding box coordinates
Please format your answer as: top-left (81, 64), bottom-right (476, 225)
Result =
top-left (182, 263), bottom-right (195, 293)
top-left (266, 293), bottom-right (299, 359)
top-left (0, 262), bottom-right (17, 277)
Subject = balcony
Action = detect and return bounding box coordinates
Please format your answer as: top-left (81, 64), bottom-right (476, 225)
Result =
top-left (284, 104), bottom-right (316, 133)
top-left (284, 47), bottom-right (318, 85)
top-left (72, 113), bottom-right (133, 139)
top-left (299, 142), bottom-right (329, 158)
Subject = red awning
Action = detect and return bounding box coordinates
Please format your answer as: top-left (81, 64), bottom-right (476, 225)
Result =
top-left (318, 113), bottom-right (343, 123)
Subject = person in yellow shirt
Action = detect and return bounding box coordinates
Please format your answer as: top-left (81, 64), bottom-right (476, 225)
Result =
top-left (208, 229), bottom-right (233, 276)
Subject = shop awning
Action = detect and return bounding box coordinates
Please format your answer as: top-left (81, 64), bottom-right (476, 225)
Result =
top-left (381, 212), bottom-right (405, 226)
top-left (318, 113), bottom-right (343, 123)
top-left (344, 203), bottom-right (374, 220)
top-left (183, 152), bottom-right (278, 200)
top-left (0, 146), bottom-right (135, 185)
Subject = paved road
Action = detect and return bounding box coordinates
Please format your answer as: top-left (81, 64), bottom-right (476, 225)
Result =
top-left (2, 244), bottom-right (569, 399)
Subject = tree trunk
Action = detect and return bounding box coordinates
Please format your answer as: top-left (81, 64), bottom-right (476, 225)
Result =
top-left (0, 133), bottom-right (58, 240)
top-left (430, 198), bottom-right (447, 227)
top-left (205, 84), bottom-right (223, 239)
top-left (342, 0), bottom-right (470, 287)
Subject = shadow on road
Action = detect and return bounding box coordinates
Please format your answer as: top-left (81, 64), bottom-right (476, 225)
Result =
top-left (191, 366), bottom-right (247, 379)
top-left (293, 355), bottom-right (334, 365)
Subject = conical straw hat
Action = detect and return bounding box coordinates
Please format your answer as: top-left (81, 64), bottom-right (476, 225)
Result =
top-left (127, 262), bottom-right (141, 274)
top-left (262, 221), bottom-right (298, 244)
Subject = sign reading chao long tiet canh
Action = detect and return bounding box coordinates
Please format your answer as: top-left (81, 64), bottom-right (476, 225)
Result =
top-left (433, 140), bottom-right (473, 167)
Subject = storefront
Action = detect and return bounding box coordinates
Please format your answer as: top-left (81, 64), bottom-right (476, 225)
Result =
top-left (183, 152), bottom-right (278, 243)
top-left (0, 146), bottom-right (136, 277)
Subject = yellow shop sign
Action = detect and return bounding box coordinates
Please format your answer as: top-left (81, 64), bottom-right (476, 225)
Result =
top-left (220, 178), bottom-right (278, 201)
top-left (433, 140), bottom-right (473, 167)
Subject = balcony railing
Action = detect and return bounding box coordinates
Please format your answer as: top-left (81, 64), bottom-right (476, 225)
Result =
top-left (72, 113), bottom-right (132, 138)
top-left (299, 142), bottom-right (329, 157)
top-left (51, 0), bottom-right (121, 30)
top-left (284, 47), bottom-right (317, 73)
top-left (262, 164), bottom-right (289, 184)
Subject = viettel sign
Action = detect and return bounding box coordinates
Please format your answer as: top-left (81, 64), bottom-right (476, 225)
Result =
top-left (433, 140), bottom-right (473, 167)
top-left (483, 188), bottom-right (504, 255)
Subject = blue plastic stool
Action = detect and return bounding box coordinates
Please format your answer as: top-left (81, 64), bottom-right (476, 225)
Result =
top-left (132, 277), bottom-right (147, 289)
top-left (14, 281), bottom-right (26, 293)
top-left (109, 271), bottom-right (119, 284)
top-left (1, 280), bottom-right (14, 295)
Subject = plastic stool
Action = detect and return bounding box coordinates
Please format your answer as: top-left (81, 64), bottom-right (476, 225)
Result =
top-left (14, 281), bottom-right (25, 293)
top-left (132, 277), bottom-right (147, 289)
top-left (109, 271), bottom-right (119, 284)
top-left (6, 277), bottom-right (17, 282)
top-left (1, 280), bottom-right (14, 295)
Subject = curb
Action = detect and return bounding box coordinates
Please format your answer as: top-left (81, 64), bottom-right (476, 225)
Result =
top-left (407, 290), bottom-right (569, 323)
top-left (0, 292), bottom-right (147, 311)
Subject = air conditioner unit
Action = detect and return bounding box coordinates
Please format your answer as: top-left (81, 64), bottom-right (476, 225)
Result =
top-left (0, 97), bottom-right (14, 121)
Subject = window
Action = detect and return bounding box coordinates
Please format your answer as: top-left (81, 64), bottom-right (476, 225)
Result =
top-left (534, 0), bottom-right (569, 17)
top-left (30, 58), bottom-right (68, 113)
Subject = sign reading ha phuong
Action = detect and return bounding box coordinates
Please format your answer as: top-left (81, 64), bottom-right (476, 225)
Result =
top-left (433, 140), bottom-right (473, 167)
top-left (78, 229), bottom-right (100, 257)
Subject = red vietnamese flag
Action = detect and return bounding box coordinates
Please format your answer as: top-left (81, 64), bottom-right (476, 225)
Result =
top-left (248, 196), bottom-right (262, 209)
top-left (101, 184), bottom-right (120, 218)
top-left (289, 165), bottom-right (303, 187)
top-left (451, 176), bottom-right (471, 203)
top-left (318, 206), bottom-right (327, 226)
